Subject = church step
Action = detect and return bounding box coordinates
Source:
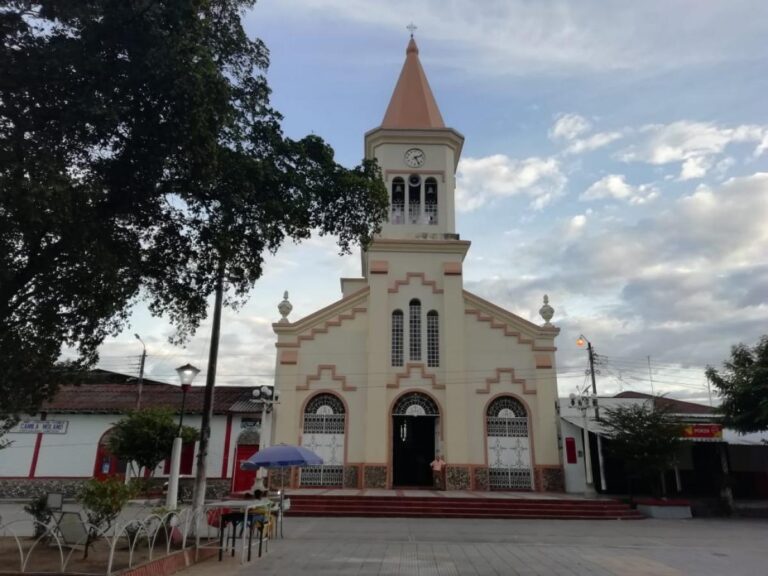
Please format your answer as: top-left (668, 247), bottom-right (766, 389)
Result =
top-left (287, 510), bottom-right (644, 519)
top-left (285, 495), bottom-right (643, 519)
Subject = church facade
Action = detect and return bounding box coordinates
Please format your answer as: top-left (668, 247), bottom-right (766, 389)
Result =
top-left (272, 38), bottom-right (563, 492)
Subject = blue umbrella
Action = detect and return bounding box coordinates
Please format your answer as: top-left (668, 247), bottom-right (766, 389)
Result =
top-left (240, 444), bottom-right (323, 470)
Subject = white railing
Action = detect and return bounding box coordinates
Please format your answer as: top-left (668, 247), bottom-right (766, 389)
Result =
top-left (0, 507), bottom-right (217, 575)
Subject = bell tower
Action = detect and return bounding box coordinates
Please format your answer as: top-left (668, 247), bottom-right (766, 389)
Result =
top-left (364, 37), bottom-right (464, 241)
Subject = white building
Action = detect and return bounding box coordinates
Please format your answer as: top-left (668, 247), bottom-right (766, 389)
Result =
top-left (271, 37), bottom-right (563, 491)
top-left (0, 370), bottom-right (264, 498)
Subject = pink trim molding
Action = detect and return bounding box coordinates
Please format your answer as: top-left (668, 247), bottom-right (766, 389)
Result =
top-left (388, 272), bottom-right (443, 294)
top-left (465, 309), bottom-right (556, 352)
top-left (298, 364), bottom-right (357, 391)
top-left (277, 307), bottom-right (367, 349)
top-left (387, 362), bottom-right (443, 390)
top-left (476, 368), bottom-right (536, 395)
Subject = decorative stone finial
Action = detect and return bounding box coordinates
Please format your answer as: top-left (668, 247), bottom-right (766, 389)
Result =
top-left (278, 291), bottom-right (292, 323)
top-left (539, 294), bottom-right (554, 326)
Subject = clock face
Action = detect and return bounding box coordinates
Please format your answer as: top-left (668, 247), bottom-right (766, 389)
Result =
top-left (404, 148), bottom-right (425, 168)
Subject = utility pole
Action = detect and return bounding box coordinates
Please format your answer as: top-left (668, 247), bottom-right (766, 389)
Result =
top-left (647, 355), bottom-right (655, 397)
top-left (578, 335), bottom-right (607, 492)
top-left (192, 265), bottom-right (225, 513)
top-left (134, 334), bottom-right (147, 409)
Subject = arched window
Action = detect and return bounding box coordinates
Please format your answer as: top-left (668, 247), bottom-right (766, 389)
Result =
top-left (408, 174), bottom-right (421, 224)
top-left (427, 310), bottom-right (439, 367)
top-left (301, 393), bottom-right (345, 487)
top-left (391, 177), bottom-right (405, 224)
top-left (425, 178), bottom-right (438, 225)
top-left (409, 299), bottom-right (421, 361)
top-left (486, 396), bottom-right (532, 489)
top-left (391, 310), bottom-right (404, 367)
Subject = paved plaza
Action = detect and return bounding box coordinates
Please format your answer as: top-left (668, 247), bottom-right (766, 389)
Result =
top-left (192, 516), bottom-right (768, 576)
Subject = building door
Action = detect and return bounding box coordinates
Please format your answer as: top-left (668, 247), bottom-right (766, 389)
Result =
top-left (232, 444), bottom-right (260, 493)
top-left (392, 392), bottom-right (440, 487)
top-left (94, 429), bottom-right (127, 479)
top-left (486, 396), bottom-right (533, 490)
top-left (300, 393), bottom-right (345, 487)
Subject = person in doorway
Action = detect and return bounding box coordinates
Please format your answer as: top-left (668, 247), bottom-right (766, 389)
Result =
top-left (430, 452), bottom-right (446, 490)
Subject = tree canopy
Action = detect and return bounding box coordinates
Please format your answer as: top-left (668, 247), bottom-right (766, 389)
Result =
top-left (107, 408), bottom-right (198, 476)
top-left (600, 400), bottom-right (683, 489)
top-left (706, 335), bottom-right (768, 434)
top-left (0, 1), bottom-right (388, 426)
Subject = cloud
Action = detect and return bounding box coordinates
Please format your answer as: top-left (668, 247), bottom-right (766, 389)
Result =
top-left (456, 155), bottom-right (566, 211)
top-left (564, 131), bottom-right (623, 155)
top-left (619, 121), bottom-right (768, 180)
top-left (466, 171), bottom-right (768, 396)
top-left (256, 1), bottom-right (768, 74)
top-left (580, 174), bottom-right (658, 204)
top-left (550, 114), bottom-right (591, 141)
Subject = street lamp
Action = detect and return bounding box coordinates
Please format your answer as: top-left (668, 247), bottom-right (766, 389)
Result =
top-left (249, 385), bottom-right (280, 492)
top-left (166, 363), bottom-right (200, 509)
top-left (570, 390), bottom-right (598, 496)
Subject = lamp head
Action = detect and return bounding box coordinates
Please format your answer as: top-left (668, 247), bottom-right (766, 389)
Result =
top-left (260, 385), bottom-right (273, 399)
top-left (569, 392), bottom-right (576, 407)
top-left (176, 363), bottom-right (200, 386)
top-left (576, 335), bottom-right (587, 348)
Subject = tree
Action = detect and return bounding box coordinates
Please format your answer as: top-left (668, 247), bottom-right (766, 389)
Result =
top-left (78, 477), bottom-right (136, 559)
top-left (600, 401), bottom-right (683, 496)
top-left (107, 408), bottom-right (198, 477)
top-left (0, 1), bottom-right (388, 441)
top-left (706, 335), bottom-right (768, 434)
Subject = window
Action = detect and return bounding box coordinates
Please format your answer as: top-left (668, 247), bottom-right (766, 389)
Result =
top-left (425, 178), bottom-right (438, 225)
top-left (391, 310), bottom-right (404, 366)
top-left (427, 310), bottom-right (439, 367)
top-left (391, 177), bottom-right (405, 224)
top-left (409, 299), bottom-right (421, 361)
top-left (408, 174), bottom-right (421, 224)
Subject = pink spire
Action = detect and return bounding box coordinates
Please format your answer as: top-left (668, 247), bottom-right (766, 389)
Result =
top-left (381, 37), bottom-right (445, 129)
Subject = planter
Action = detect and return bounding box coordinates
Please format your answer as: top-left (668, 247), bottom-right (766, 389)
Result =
top-left (635, 498), bottom-right (692, 519)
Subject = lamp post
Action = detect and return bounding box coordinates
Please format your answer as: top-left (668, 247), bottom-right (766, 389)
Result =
top-left (570, 390), bottom-right (598, 496)
top-left (249, 385), bottom-right (279, 492)
top-left (576, 334), bottom-right (608, 491)
top-left (166, 363), bottom-right (200, 509)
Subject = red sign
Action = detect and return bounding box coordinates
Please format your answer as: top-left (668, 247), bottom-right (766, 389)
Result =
top-left (682, 424), bottom-right (722, 439)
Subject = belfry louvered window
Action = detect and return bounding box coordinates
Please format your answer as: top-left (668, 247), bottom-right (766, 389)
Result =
top-left (391, 310), bottom-right (404, 367)
top-left (409, 299), bottom-right (421, 361)
top-left (427, 310), bottom-right (439, 367)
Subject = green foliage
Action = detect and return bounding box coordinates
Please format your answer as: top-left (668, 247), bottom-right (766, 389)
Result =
top-left (706, 335), bottom-right (768, 434)
top-left (24, 493), bottom-right (53, 537)
top-left (78, 477), bottom-right (137, 558)
top-left (107, 408), bottom-right (198, 476)
top-left (600, 401), bottom-right (683, 488)
top-left (1, 1), bottom-right (388, 426)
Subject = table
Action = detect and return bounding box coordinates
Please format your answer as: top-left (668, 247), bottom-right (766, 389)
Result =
top-left (197, 499), bottom-right (273, 564)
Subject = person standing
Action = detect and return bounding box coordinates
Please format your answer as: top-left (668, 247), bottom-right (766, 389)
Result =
top-left (430, 452), bottom-right (446, 490)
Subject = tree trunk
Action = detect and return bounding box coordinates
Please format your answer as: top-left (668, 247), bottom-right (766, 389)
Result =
top-left (191, 265), bottom-right (224, 513)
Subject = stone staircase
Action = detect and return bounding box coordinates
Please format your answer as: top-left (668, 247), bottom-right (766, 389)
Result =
top-left (286, 493), bottom-right (644, 520)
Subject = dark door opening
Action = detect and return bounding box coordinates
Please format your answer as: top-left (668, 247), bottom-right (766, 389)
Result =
top-left (392, 415), bottom-right (436, 487)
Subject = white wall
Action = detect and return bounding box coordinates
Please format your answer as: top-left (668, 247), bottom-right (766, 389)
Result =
top-left (0, 412), bottom-right (239, 479)
top-left (0, 427), bottom-right (37, 477)
top-left (560, 418), bottom-right (586, 494)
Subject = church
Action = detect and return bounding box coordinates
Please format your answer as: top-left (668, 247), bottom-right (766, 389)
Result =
top-left (271, 36), bottom-right (563, 492)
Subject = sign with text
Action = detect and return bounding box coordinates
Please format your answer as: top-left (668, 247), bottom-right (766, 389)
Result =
top-left (681, 423), bottom-right (722, 439)
top-left (10, 420), bottom-right (69, 434)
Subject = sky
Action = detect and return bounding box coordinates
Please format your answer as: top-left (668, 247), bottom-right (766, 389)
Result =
top-left (88, 0), bottom-right (768, 405)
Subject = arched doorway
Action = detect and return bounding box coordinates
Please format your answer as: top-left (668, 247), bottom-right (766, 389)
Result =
top-left (231, 428), bottom-right (260, 493)
top-left (93, 428), bottom-right (127, 479)
top-left (486, 396), bottom-right (533, 490)
top-left (300, 393), bottom-right (345, 487)
top-left (392, 392), bottom-right (439, 487)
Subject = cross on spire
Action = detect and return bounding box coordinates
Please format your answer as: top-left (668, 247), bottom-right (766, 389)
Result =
top-left (406, 22), bottom-right (417, 37)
